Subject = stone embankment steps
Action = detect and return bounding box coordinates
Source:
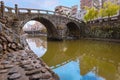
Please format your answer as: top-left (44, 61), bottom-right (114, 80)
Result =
top-left (0, 50), bottom-right (59, 80)
top-left (0, 16), bottom-right (59, 80)
top-left (0, 33), bottom-right (23, 55)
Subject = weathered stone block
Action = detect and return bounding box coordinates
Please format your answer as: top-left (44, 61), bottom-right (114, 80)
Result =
top-left (8, 73), bottom-right (21, 80)
top-left (0, 69), bottom-right (8, 74)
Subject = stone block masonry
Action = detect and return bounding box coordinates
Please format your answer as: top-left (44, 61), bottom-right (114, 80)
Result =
top-left (85, 18), bottom-right (120, 39)
top-left (0, 30), bottom-right (59, 80)
top-left (0, 50), bottom-right (59, 80)
top-left (0, 15), bottom-right (59, 80)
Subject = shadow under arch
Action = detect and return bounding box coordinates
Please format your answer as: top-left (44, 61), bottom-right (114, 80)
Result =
top-left (66, 22), bottom-right (80, 39)
top-left (22, 17), bottom-right (59, 40)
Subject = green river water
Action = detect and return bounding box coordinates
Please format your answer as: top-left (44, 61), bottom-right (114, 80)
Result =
top-left (26, 36), bottom-right (120, 80)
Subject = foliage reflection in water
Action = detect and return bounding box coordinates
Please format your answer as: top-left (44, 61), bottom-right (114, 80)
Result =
top-left (27, 36), bottom-right (120, 80)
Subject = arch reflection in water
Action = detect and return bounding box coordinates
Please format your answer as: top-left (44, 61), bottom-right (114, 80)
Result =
top-left (52, 59), bottom-right (105, 80)
top-left (42, 39), bottom-right (120, 80)
top-left (26, 36), bottom-right (47, 57)
top-left (26, 36), bottom-right (120, 80)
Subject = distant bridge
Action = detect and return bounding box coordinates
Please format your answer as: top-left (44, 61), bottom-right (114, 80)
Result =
top-left (0, 1), bottom-right (85, 40)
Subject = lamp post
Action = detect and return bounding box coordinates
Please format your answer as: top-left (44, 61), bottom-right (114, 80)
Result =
top-left (15, 4), bottom-right (18, 16)
top-left (1, 1), bottom-right (5, 18)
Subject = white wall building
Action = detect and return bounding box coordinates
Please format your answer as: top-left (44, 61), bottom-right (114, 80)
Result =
top-left (72, 10), bottom-right (86, 20)
top-left (55, 6), bottom-right (71, 16)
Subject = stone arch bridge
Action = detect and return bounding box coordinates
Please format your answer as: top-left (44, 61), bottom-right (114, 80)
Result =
top-left (0, 1), bottom-right (85, 41)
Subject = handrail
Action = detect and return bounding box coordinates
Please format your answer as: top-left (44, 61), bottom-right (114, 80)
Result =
top-left (0, 1), bottom-right (82, 23)
top-left (18, 8), bottom-right (56, 14)
top-left (18, 7), bottom-right (81, 22)
top-left (5, 6), bottom-right (14, 10)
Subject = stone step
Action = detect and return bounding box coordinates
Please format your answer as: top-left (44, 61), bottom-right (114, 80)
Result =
top-left (20, 61), bottom-right (31, 65)
top-left (4, 64), bottom-right (14, 69)
top-left (25, 69), bottom-right (41, 75)
top-left (29, 72), bottom-right (52, 80)
top-left (1, 60), bottom-right (11, 64)
top-left (8, 73), bottom-right (21, 80)
top-left (22, 65), bottom-right (34, 71)
top-left (0, 69), bottom-right (8, 74)
top-left (0, 65), bottom-right (4, 70)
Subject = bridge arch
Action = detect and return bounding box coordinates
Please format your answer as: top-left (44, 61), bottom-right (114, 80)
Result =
top-left (21, 16), bottom-right (59, 40)
top-left (66, 22), bottom-right (80, 39)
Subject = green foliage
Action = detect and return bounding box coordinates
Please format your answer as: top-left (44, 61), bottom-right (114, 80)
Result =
top-left (84, 7), bottom-right (98, 22)
top-left (89, 25), bottom-right (120, 39)
top-left (84, 1), bottom-right (119, 22)
top-left (103, 1), bottom-right (119, 17)
top-left (99, 8), bottom-right (107, 17)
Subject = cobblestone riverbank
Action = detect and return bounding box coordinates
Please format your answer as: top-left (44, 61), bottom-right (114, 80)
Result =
top-left (0, 49), bottom-right (59, 80)
top-left (0, 16), bottom-right (59, 80)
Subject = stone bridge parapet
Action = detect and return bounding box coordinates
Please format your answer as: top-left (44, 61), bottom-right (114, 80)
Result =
top-left (0, 1), bottom-right (85, 41)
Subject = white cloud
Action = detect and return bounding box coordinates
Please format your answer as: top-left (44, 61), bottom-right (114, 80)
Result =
top-left (43, 0), bottom-right (59, 7)
top-left (2, 0), bottom-right (59, 10)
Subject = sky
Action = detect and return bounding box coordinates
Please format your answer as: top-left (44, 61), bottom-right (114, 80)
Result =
top-left (3, 0), bottom-right (80, 11)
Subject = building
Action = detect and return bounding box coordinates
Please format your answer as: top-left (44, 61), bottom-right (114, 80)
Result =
top-left (79, 0), bottom-right (120, 20)
top-left (55, 6), bottom-right (71, 16)
top-left (71, 5), bottom-right (78, 15)
top-left (72, 10), bottom-right (86, 20)
top-left (101, 0), bottom-right (120, 5)
top-left (93, 0), bottom-right (101, 9)
top-left (55, 5), bottom-right (78, 17)
top-left (80, 0), bottom-right (100, 10)
top-left (100, 0), bottom-right (120, 9)
top-left (106, 0), bottom-right (120, 4)
top-left (80, 0), bottom-right (92, 10)
top-left (79, 0), bottom-right (100, 20)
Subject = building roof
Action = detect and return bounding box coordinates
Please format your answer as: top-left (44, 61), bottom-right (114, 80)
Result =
top-left (55, 5), bottom-right (72, 9)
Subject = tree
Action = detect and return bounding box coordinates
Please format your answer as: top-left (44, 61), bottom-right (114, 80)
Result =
top-left (103, 1), bottom-right (119, 17)
top-left (84, 1), bottom-right (119, 22)
top-left (99, 8), bottom-right (107, 17)
top-left (84, 7), bottom-right (98, 22)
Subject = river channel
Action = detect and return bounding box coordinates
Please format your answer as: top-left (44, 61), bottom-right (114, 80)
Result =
top-left (26, 36), bottom-right (120, 80)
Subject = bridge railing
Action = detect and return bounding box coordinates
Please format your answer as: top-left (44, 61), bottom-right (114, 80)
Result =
top-left (18, 8), bottom-right (56, 14)
top-left (0, 1), bottom-right (82, 22)
top-left (87, 15), bottom-right (120, 24)
top-left (16, 7), bottom-right (82, 22)
top-left (0, 1), bottom-right (19, 16)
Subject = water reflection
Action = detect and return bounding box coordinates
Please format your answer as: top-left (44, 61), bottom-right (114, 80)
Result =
top-left (53, 59), bottom-right (105, 80)
top-left (26, 36), bottom-right (47, 57)
top-left (27, 36), bottom-right (120, 80)
top-left (42, 39), bottom-right (120, 80)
